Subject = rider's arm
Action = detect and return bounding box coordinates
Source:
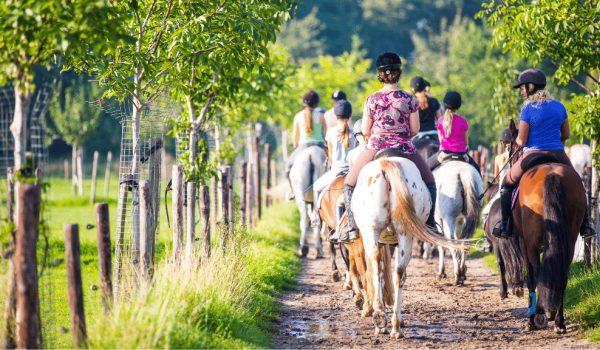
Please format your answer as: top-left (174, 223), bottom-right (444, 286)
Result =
top-left (409, 111), bottom-right (420, 138)
top-left (362, 118), bottom-right (373, 138)
top-left (292, 116), bottom-right (299, 149)
top-left (464, 130), bottom-right (469, 148)
top-left (516, 121), bottom-right (530, 147)
top-left (327, 141), bottom-right (333, 159)
top-left (560, 119), bottom-right (570, 143)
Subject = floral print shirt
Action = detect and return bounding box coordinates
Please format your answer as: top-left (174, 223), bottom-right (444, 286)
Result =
top-left (363, 90), bottom-right (419, 153)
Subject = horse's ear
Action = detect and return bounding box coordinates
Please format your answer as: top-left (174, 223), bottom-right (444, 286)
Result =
top-left (509, 119), bottom-right (517, 135)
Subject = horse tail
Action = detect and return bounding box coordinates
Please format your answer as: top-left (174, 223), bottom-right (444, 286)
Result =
top-left (379, 159), bottom-right (468, 251)
top-left (539, 174), bottom-right (570, 314)
top-left (458, 166), bottom-right (482, 239)
top-left (381, 244), bottom-right (395, 306)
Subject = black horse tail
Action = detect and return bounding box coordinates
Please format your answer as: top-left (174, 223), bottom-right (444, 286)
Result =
top-left (539, 174), bottom-right (570, 315)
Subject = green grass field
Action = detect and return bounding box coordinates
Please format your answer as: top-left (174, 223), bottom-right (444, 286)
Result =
top-left (0, 176), bottom-right (301, 348)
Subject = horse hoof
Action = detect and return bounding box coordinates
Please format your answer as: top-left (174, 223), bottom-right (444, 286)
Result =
top-left (343, 283), bottom-right (352, 291)
top-left (373, 310), bottom-right (388, 329)
top-left (514, 287), bottom-right (524, 298)
top-left (390, 329), bottom-right (404, 339)
top-left (316, 249), bottom-right (324, 259)
top-left (554, 325), bottom-right (567, 334)
top-left (332, 270), bottom-right (342, 282)
top-left (524, 323), bottom-right (533, 332)
top-left (354, 294), bottom-right (364, 310)
top-left (300, 245), bottom-right (309, 257)
top-left (362, 308), bottom-right (373, 318)
top-left (375, 326), bottom-right (388, 335)
top-left (499, 292), bottom-right (508, 299)
top-left (438, 272), bottom-right (446, 279)
top-left (534, 314), bottom-right (548, 329)
top-left (546, 311), bottom-right (555, 321)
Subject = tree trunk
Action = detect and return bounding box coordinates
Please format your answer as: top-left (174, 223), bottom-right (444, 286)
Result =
top-left (72, 145), bottom-right (77, 196)
top-left (10, 82), bottom-right (30, 172)
top-left (77, 147), bottom-right (84, 196)
top-left (591, 140), bottom-right (599, 262)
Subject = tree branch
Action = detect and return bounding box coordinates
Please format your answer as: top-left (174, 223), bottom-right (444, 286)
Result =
top-left (134, 8), bottom-right (142, 27)
top-left (142, 0), bottom-right (157, 28)
top-left (551, 60), bottom-right (592, 93)
top-left (206, 0), bottom-right (228, 19)
top-left (147, 0), bottom-right (174, 58)
top-left (194, 64), bottom-right (222, 129)
top-left (29, 38), bottom-right (47, 66)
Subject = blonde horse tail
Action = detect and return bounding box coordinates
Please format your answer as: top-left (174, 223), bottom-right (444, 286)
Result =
top-left (379, 159), bottom-right (468, 251)
top-left (459, 166), bottom-right (482, 239)
top-left (381, 244), bottom-right (395, 306)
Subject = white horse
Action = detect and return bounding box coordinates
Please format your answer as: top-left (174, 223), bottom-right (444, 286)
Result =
top-left (568, 144), bottom-right (592, 262)
top-left (289, 146), bottom-right (326, 257)
top-left (427, 161), bottom-right (483, 285)
top-left (353, 157), bottom-right (468, 338)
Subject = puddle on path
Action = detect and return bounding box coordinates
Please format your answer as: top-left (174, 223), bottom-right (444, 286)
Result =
top-left (281, 318), bottom-right (358, 341)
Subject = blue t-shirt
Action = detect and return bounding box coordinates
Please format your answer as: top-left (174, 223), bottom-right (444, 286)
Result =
top-left (520, 100), bottom-right (566, 152)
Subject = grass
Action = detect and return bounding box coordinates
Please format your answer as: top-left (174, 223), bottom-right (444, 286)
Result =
top-left (564, 262), bottom-right (600, 341)
top-left (0, 176), bottom-right (301, 349)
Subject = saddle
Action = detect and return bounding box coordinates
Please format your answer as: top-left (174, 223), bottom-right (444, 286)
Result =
top-left (373, 148), bottom-right (406, 160)
top-left (439, 151), bottom-right (468, 165)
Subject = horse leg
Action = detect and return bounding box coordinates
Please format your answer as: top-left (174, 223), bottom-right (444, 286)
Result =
top-left (455, 218), bottom-right (467, 281)
top-left (353, 238), bottom-right (373, 317)
top-left (340, 243), bottom-right (353, 289)
top-left (494, 246), bottom-right (508, 299)
top-left (524, 253), bottom-right (539, 331)
top-left (442, 218), bottom-right (460, 284)
top-left (554, 302), bottom-right (566, 334)
top-left (390, 234), bottom-right (413, 339)
top-left (310, 203), bottom-right (324, 258)
top-left (296, 197), bottom-right (310, 257)
top-left (363, 228), bottom-right (387, 334)
top-left (437, 219), bottom-right (446, 279)
top-left (347, 245), bottom-right (364, 309)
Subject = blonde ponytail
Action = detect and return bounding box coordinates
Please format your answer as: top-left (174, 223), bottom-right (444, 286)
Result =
top-left (442, 109), bottom-right (457, 137)
top-left (338, 119), bottom-right (351, 149)
top-left (304, 106), bottom-right (314, 134)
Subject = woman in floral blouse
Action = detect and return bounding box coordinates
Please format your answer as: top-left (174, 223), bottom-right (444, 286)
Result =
top-left (340, 52), bottom-right (439, 243)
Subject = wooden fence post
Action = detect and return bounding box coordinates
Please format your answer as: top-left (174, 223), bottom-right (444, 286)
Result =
top-left (103, 151), bottom-right (112, 199)
top-left (246, 163), bottom-right (254, 228)
top-left (15, 183), bottom-right (42, 349)
top-left (139, 181), bottom-right (153, 281)
top-left (64, 159), bottom-right (69, 181)
top-left (270, 159), bottom-right (277, 187)
top-left (95, 203), bottom-right (112, 314)
top-left (265, 144), bottom-right (271, 208)
top-left (239, 162), bottom-right (247, 226)
top-left (200, 186), bottom-right (211, 261)
top-left (172, 165), bottom-right (184, 266)
top-left (90, 151), bottom-right (99, 205)
top-left (221, 170), bottom-right (229, 248)
top-left (254, 137), bottom-right (261, 220)
top-left (64, 223), bottom-right (87, 347)
top-left (210, 177), bottom-right (217, 233)
top-left (3, 168), bottom-right (16, 349)
top-left (186, 182), bottom-right (196, 264)
top-left (227, 166), bottom-right (234, 231)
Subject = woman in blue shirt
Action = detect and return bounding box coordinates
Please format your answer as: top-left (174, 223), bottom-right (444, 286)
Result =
top-left (493, 68), bottom-right (594, 239)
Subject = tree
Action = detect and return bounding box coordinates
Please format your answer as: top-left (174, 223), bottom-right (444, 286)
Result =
top-left (47, 77), bottom-right (103, 195)
top-left (0, 0), bottom-right (127, 173)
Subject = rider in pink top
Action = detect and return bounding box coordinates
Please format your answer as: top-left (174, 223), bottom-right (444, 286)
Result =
top-left (438, 114), bottom-right (468, 152)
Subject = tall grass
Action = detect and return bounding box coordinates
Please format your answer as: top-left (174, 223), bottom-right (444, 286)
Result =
top-left (564, 261), bottom-right (600, 341)
top-left (87, 202), bottom-right (301, 349)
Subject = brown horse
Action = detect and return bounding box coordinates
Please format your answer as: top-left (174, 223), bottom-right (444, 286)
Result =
top-left (318, 175), bottom-right (394, 317)
top-left (507, 124), bottom-right (585, 333)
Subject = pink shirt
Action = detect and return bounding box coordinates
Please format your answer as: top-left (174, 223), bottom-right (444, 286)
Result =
top-left (437, 114), bottom-right (468, 152)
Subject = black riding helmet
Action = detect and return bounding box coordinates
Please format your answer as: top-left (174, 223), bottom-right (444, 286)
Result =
top-left (334, 100), bottom-right (352, 118)
top-left (514, 68), bottom-right (546, 96)
top-left (376, 52), bottom-right (402, 72)
top-left (499, 128), bottom-right (512, 143)
top-left (331, 90), bottom-right (347, 101)
top-left (303, 90), bottom-right (320, 107)
top-left (353, 119), bottom-right (363, 136)
top-left (443, 91), bottom-right (461, 110)
top-left (410, 76), bottom-right (427, 92)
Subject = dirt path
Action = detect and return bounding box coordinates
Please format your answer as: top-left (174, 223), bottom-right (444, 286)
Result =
top-left (271, 237), bottom-right (595, 349)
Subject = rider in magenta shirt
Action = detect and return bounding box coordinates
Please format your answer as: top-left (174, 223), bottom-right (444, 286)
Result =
top-left (438, 114), bottom-right (468, 152)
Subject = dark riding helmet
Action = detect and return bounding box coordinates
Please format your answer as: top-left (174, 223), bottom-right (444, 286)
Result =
top-left (410, 76), bottom-right (427, 92)
top-left (334, 100), bottom-right (352, 118)
top-left (499, 128), bottom-right (512, 143)
top-left (353, 119), bottom-right (363, 136)
top-left (376, 52), bottom-right (402, 72)
top-left (513, 68), bottom-right (546, 89)
top-left (443, 91), bottom-right (462, 110)
top-left (424, 80), bottom-right (431, 88)
top-left (303, 90), bottom-right (320, 107)
top-left (331, 90), bottom-right (347, 101)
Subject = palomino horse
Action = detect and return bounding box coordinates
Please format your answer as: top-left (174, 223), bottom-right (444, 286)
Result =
top-left (318, 175), bottom-right (394, 317)
top-left (353, 157), bottom-right (468, 338)
top-left (484, 183), bottom-right (525, 299)
top-left (507, 141), bottom-right (585, 333)
top-left (430, 161), bottom-right (483, 284)
top-left (289, 146), bottom-right (326, 257)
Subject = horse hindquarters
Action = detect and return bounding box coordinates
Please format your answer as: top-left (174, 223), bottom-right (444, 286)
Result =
top-left (538, 174), bottom-right (572, 333)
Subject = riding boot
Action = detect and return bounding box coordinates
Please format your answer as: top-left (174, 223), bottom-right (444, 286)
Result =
top-left (341, 184), bottom-right (360, 243)
top-left (425, 183), bottom-right (441, 235)
top-left (285, 171), bottom-right (295, 202)
top-left (580, 202), bottom-right (596, 239)
top-left (328, 206), bottom-right (345, 243)
top-left (492, 185), bottom-right (514, 239)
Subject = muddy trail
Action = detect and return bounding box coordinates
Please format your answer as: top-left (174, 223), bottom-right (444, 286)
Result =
top-left (271, 237), bottom-right (594, 349)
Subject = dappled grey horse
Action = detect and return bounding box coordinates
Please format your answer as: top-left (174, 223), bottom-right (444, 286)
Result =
top-left (289, 145), bottom-right (326, 257)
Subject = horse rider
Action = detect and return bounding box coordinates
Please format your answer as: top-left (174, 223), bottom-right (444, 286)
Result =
top-left (494, 128), bottom-right (512, 177)
top-left (285, 90), bottom-right (326, 202)
top-left (410, 76), bottom-right (443, 143)
top-left (426, 91), bottom-right (481, 175)
top-left (341, 52), bottom-right (441, 243)
top-left (323, 90), bottom-right (347, 139)
top-left (492, 68), bottom-right (595, 239)
top-left (347, 119), bottom-right (366, 168)
top-left (311, 100), bottom-right (355, 242)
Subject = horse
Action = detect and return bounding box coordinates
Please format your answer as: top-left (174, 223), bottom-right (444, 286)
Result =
top-left (507, 125), bottom-right (585, 334)
top-left (289, 145), bottom-right (326, 257)
top-left (353, 156), bottom-right (469, 338)
top-left (483, 183), bottom-right (525, 299)
top-left (568, 144), bottom-right (592, 262)
top-left (413, 136), bottom-right (439, 160)
top-left (317, 175), bottom-right (394, 317)
top-left (428, 160), bottom-right (483, 285)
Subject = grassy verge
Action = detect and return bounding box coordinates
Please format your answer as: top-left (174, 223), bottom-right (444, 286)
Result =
top-left (564, 262), bottom-right (600, 341)
top-left (1, 177), bottom-right (301, 348)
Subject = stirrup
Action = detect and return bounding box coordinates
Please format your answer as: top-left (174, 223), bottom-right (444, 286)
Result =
top-left (580, 228), bottom-right (596, 240)
top-left (491, 220), bottom-right (510, 239)
top-left (338, 226), bottom-right (354, 243)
